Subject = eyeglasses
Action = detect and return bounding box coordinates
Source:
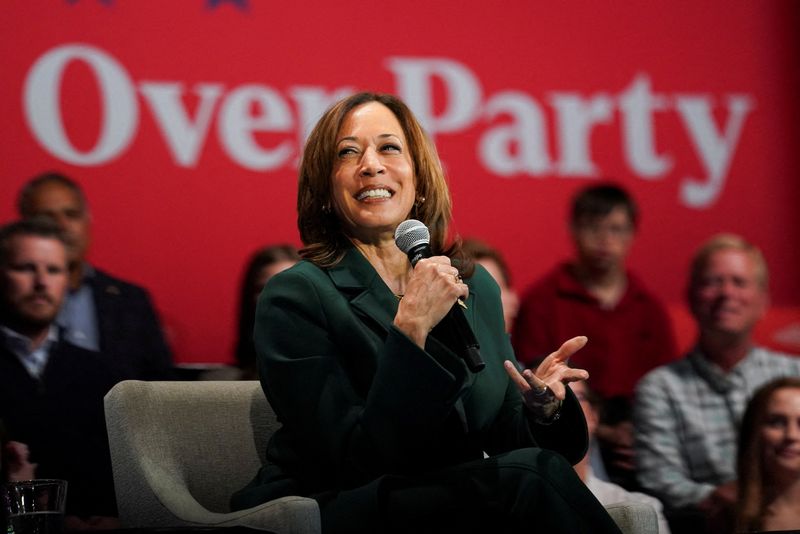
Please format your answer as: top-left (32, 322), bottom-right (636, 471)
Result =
top-left (576, 222), bottom-right (633, 239)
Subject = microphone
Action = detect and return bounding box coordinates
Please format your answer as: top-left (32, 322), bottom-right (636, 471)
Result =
top-left (394, 219), bottom-right (485, 373)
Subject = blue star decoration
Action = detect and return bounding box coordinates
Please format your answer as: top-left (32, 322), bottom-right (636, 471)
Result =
top-left (207, 0), bottom-right (249, 10)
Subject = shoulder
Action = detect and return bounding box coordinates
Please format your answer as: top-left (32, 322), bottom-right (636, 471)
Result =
top-left (626, 271), bottom-right (669, 307)
top-left (259, 260), bottom-right (337, 313)
top-left (265, 260), bottom-right (329, 292)
top-left (636, 356), bottom-right (694, 392)
top-left (91, 267), bottom-right (149, 298)
top-left (467, 263), bottom-right (499, 293)
top-left (751, 346), bottom-right (800, 370)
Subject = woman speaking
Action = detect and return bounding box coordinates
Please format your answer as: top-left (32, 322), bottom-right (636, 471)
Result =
top-left (232, 92), bottom-right (620, 533)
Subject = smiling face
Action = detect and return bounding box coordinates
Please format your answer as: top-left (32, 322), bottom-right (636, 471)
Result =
top-left (689, 248), bottom-right (768, 338)
top-left (760, 387), bottom-right (800, 481)
top-left (330, 102), bottom-right (416, 244)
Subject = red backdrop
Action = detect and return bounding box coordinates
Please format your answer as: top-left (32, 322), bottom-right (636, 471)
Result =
top-left (2, 1), bottom-right (799, 363)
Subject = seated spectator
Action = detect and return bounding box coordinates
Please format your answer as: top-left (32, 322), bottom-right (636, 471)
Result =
top-left (634, 234), bottom-right (800, 534)
top-left (736, 377), bottom-right (800, 532)
top-left (0, 219), bottom-right (120, 527)
top-left (17, 172), bottom-right (173, 380)
top-left (234, 244), bottom-right (299, 379)
top-left (571, 380), bottom-right (671, 534)
top-left (513, 182), bottom-right (677, 487)
top-left (460, 238), bottom-right (519, 333)
top-left (231, 92), bottom-right (621, 533)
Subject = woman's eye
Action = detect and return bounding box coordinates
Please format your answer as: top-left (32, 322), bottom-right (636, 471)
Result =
top-left (337, 147), bottom-right (357, 157)
top-left (765, 415), bottom-right (787, 428)
top-left (381, 144), bottom-right (401, 153)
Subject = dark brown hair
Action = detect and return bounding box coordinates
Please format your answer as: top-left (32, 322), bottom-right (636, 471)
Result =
top-left (570, 182), bottom-right (639, 229)
top-left (296, 92), bottom-right (453, 267)
top-left (17, 171), bottom-right (88, 217)
top-left (736, 376), bottom-right (800, 532)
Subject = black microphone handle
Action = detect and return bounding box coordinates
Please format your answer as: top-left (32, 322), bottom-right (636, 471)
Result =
top-left (444, 305), bottom-right (486, 373)
top-left (407, 243), bottom-right (485, 373)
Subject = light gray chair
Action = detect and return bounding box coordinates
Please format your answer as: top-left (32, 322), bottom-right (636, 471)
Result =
top-left (605, 501), bottom-right (659, 534)
top-left (104, 380), bottom-right (320, 533)
top-left (104, 380), bottom-right (656, 534)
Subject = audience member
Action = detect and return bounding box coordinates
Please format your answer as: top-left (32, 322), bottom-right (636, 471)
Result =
top-left (513, 182), bottom-right (677, 485)
top-left (17, 172), bottom-right (173, 380)
top-left (570, 380), bottom-right (671, 534)
top-left (634, 233), bottom-right (800, 533)
top-left (231, 92), bottom-right (621, 532)
top-left (736, 377), bottom-right (800, 532)
top-left (234, 244), bottom-right (299, 379)
top-left (0, 219), bottom-right (120, 526)
top-left (460, 238), bottom-right (519, 333)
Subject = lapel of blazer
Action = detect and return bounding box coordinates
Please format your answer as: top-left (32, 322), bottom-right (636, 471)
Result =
top-left (326, 247), bottom-right (481, 336)
top-left (327, 248), bottom-right (399, 336)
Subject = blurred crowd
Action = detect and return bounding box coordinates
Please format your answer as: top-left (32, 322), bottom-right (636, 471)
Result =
top-left (1, 174), bottom-right (798, 533)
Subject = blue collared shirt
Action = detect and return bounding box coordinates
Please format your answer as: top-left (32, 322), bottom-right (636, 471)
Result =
top-left (1, 324), bottom-right (59, 379)
top-left (56, 263), bottom-right (100, 352)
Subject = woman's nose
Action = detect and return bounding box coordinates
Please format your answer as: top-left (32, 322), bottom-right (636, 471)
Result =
top-left (787, 421), bottom-right (800, 441)
top-left (359, 147), bottom-right (385, 177)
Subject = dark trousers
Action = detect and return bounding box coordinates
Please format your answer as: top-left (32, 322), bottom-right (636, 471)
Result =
top-left (320, 447), bottom-right (622, 534)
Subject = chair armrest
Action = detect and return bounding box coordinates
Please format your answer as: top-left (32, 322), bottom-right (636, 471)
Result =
top-left (604, 501), bottom-right (659, 534)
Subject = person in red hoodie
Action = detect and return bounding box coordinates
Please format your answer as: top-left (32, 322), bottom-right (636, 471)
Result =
top-left (513, 182), bottom-right (677, 487)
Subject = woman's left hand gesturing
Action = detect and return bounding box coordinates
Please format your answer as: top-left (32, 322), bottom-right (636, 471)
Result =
top-left (504, 336), bottom-right (590, 412)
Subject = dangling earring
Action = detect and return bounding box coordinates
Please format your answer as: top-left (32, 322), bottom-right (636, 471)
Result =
top-left (414, 196), bottom-right (426, 208)
top-left (322, 202), bottom-right (331, 215)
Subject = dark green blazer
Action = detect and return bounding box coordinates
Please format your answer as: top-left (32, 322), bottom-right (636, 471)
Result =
top-left (232, 247), bottom-right (587, 509)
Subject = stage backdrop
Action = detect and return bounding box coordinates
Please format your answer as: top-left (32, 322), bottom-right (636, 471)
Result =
top-left (2, 1), bottom-right (799, 363)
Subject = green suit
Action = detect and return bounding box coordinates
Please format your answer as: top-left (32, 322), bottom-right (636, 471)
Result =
top-left (233, 247), bottom-right (620, 533)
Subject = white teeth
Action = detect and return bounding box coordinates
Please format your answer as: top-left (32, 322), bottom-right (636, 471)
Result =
top-left (356, 188), bottom-right (391, 200)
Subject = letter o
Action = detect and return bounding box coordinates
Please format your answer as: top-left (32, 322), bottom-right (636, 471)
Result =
top-left (23, 44), bottom-right (138, 165)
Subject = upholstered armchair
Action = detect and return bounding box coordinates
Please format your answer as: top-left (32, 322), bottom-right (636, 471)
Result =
top-left (104, 380), bottom-right (657, 534)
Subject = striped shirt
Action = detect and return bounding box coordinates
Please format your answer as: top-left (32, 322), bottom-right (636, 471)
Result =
top-left (633, 346), bottom-right (800, 509)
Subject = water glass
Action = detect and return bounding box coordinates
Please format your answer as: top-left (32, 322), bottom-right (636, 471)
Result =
top-left (3, 479), bottom-right (67, 534)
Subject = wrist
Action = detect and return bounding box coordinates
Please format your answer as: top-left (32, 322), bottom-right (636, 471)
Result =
top-left (393, 315), bottom-right (427, 348)
top-left (525, 385), bottom-right (563, 425)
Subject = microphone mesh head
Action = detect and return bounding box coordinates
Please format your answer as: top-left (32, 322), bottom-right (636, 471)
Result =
top-left (394, 219), bottom-right (430, 254)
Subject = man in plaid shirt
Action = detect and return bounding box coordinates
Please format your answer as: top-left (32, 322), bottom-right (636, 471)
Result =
top-left (633, 234), bottom-right (800, 533)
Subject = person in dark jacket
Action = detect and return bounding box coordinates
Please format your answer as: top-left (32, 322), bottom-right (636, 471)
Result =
top-left (232, 92), bottom-right (621, 534)
top-left (0, 218), bottom-right (120, 527)
top-left (17, 172), bottom-right (173, 380)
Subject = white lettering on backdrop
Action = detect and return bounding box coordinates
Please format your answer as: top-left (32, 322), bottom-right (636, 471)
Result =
top-left (23, 44), bottom-right (755, 208)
